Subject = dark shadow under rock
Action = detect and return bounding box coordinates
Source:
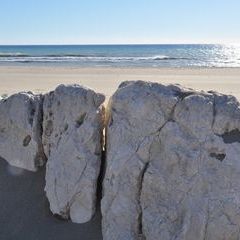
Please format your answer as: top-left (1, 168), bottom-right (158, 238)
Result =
top-left (0, 157), bottom-right (102, 240)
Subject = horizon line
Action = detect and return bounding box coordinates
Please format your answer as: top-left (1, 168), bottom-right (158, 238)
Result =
top-left (0, 42), bottom-right (234, 46)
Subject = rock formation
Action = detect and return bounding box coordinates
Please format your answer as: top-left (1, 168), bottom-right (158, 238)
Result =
top-left (2, 81), bottom-right (240, 238)
top-left (0, 92), bottom-right (46, 171)
top-left (43, 84), bottom-right (105, 223)
top-left (102, 80), bottom-right (240, 240)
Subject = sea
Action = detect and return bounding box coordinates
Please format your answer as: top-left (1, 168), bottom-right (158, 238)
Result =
top-left (0, 44), bottom-right (240, 68)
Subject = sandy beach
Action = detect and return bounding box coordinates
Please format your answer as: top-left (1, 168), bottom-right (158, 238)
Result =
top-left (0, 66), bottom-right (240, 101)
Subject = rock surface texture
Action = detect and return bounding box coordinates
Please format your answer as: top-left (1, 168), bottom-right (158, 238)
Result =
top-left (102, 80), bottom-right (240, 240)
top-left (43, 84), bottom-right (105, 223)
top-left (0, 92), bottom-right (46, 171)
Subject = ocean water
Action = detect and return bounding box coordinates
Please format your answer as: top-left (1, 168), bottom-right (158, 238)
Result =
top-left (0, 44), bottom-right (240, 68)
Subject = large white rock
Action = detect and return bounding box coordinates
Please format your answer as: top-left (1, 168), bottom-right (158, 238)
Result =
top-left (102, 80), bottom-right (240, 240)
top-left (0, 92), bottom-right (46, 171)
top-left (43, 84), bottom-right (105, 223)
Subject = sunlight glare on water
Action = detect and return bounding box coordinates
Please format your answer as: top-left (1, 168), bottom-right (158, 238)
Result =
top-left (210, 44), bottom-right (240, 67)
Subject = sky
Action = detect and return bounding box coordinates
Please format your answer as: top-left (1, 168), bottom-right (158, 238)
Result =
top-left (0, 0), bottom-right (240, 45)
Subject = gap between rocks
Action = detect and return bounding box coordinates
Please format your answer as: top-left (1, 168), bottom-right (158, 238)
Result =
top-left (35, 95), bottom-right (47, 168)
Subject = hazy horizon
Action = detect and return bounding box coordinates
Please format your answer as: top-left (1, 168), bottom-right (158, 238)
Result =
top-left (0, 41), bottom-right (239, 46)
top-left (0, 43), bottom-right (240, 46)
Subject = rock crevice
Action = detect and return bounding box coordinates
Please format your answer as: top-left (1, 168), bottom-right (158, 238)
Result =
top-left (137, 161), bottom-right (149, 239)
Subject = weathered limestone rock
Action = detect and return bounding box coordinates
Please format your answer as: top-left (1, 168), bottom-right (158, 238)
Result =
top-left (43, 84), bottom-right (105, 223)
top-left (102, 80), bottom-right (240, 240)
top-left (0, 92), bottom-right (46, 171)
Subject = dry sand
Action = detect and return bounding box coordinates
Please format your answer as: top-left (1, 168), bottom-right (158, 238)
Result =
top-left (0, 66), bottom-right (240, 101)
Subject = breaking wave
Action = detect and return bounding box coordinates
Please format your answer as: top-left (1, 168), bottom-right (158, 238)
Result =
top-left (0, 53), bottom-right (189, 63)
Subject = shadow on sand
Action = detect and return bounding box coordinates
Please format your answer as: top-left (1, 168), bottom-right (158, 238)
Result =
top-left (0, 157), bottom-right (102, 240)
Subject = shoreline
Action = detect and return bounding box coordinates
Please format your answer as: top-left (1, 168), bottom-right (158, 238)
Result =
top-left (1, 65), bottom-right (240, 69)
top-left (0, 66), bottom-right (240, 101)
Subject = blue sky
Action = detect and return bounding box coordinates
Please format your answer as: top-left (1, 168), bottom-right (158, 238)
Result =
top-left (0, 0), bottom-right (240, 44)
